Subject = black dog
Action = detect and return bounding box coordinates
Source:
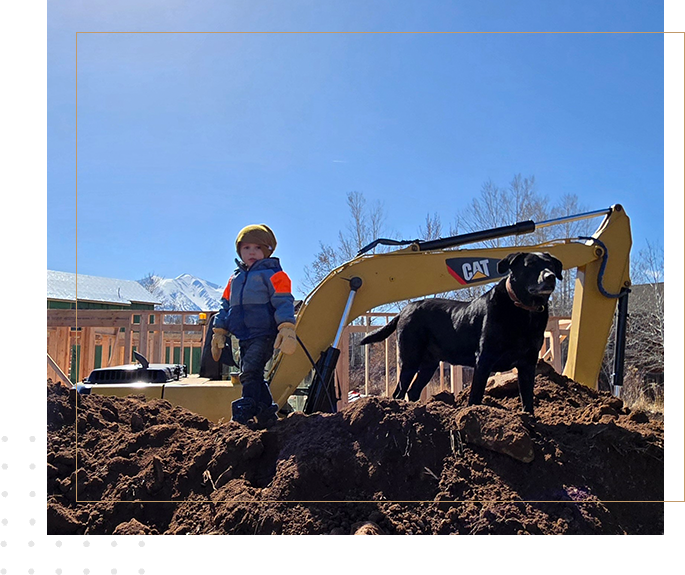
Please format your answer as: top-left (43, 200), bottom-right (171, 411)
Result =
top-left (359, 252), bottom-right (563, 414)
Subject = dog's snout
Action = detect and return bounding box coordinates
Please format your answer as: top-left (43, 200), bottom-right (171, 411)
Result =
top-left (541, 269), bottom-right (556, 284)
top-left (531, 269), bottom-right (557, 294)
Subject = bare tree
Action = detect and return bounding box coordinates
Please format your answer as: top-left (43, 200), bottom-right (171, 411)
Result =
top-left (632, 240), bottom-right (664, 284)
top-left (418, 212), bottom-right (442, 241)
top-left (456, 175), bottom-right (550, 247)
top-left (138, 272), bottom-right (161, 294)
top-left (302, 242), bottom-right (341, 293)
top-left (304, 179), bottom-right (600, 316)
top-left (545, 193), bottom-right (596, 315)
top-left (626, 240), bottom-right (664, 378)
top-left (301, 191), bottom-right (387, 295)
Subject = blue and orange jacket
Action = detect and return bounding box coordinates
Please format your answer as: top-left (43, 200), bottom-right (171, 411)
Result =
top-left (213, 257), bottom-right (296, 341)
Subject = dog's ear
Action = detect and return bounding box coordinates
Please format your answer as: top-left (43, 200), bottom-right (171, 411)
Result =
top-left (549, 255), bottom-right (563, 280)
top-left (497, 252), bottom-right (524, 274)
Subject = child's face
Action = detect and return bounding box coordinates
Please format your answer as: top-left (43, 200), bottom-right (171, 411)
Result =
top-left (240, 243), bottom-right (265, 268)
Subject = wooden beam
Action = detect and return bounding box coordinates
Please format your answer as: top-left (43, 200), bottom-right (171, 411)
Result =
top-left (180, 316), bottom-right (185, 366)
top-left (138, 313), bottom-right (149, 359)
top-left (384, 338), bottom-right (389, 397)
top-left (156, 322), bottom-right (165, 363)
top-left (364, 317), bottom-right (369, 396)
top-left (47, 309), bottom-right (132, 328)
top-left (80, 327), bottom-right (96, 381)
top-left (549, 319), bottom-right (563, 373)
top-left (124, 327), bottom-right (132, 364)
top-left (108, 329), bottom-right (123, 367)
top-left (47, 353), bottom-right (72, 387)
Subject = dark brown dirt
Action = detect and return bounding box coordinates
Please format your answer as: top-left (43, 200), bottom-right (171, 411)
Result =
top-left (47, 362), bottom-right (664, 535)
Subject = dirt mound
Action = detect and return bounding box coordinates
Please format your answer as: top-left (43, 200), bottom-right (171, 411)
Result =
top-left (47, 362), bottom-right (664, 535)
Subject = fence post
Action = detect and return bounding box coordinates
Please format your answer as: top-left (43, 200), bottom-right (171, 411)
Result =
top-left (364, 315), bottom-right (370, 396)
top-left (124, 318), bottom-right (133, 363)
top-left (550, 318), bottom-right (562, 373)
top-left (451, 365), bottom-right (464, 395)
top-left (384, 323), bottom-right (390, 397)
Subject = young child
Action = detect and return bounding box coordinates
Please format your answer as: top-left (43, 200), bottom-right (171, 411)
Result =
top-left (211, 224), bottom-right (297, 426)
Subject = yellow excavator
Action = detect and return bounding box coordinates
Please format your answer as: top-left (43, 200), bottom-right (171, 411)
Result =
top-left (78, 204), bottom-right (632, 422)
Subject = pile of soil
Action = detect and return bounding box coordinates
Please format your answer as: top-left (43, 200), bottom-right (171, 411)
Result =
top-left (47, 362), bottom-right (664, 535)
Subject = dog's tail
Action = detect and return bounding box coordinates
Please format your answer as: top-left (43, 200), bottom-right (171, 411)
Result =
top-left (359, 315), bottom-right (399, 345)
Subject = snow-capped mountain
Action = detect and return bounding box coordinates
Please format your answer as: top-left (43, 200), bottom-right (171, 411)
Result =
top-left (138, 274), bottom-right (224, 311)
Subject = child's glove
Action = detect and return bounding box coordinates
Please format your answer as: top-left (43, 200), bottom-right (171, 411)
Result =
top-left (274, 322), bottom-right (297, 355)
top-left (211, 328), bottom-right (229, 361)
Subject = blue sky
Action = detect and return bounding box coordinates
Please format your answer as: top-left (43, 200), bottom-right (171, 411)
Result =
top-left (48, 1), bottom-right (666, 296)
top-left (48, 1), bottom-right (682, 292)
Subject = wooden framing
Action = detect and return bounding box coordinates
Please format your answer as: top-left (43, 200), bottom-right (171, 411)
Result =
top-left (47, 309), bottom-right (209, 383)
top-left (539, 317), bottom-right (572, 374)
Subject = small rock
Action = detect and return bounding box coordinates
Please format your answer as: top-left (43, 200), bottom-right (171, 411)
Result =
top-left (131, 412), bottom-right (145, 432)
top-left (112, 518), bottom-right (154, 535)
top-left (628, 410), bottom-right (650, 424)
top-left (429, 391), bottom-right (456, 406)
top-left (86, 412), bottom-right (105, 429)
top-left (604, 396), bottom-right (624, 412)
top-left (485, 373), bottom-right (519, 397)
top-left (147, 456), bottom-right (165, 493)
top-left (456, 406), bottom-right (535, 463)
top-left (352, 521), bottom-right (384, 535)
top-left (100, 406), bottom-right (119, 422)
top-left (56, 477), bottom-right (71, 494)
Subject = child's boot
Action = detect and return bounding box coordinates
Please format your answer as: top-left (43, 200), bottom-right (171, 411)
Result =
top-left (255, 402), bottom-right (279, 428)
top-left (231, 397), bottom-right (258, 425)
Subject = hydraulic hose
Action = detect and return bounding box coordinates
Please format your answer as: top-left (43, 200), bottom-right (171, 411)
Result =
top-left (577, 236), bottom-right (630, 299)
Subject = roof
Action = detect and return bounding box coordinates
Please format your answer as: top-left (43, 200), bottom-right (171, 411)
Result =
top-left (47, 270), bottom-right (160, 306)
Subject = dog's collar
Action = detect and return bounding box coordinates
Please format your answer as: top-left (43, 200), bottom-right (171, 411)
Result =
top-left (506, 277), bottom-right (545, 313)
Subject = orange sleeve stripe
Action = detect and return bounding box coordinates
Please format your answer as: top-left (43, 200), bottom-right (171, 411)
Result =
top-left (270, 271), bottom-right (292, 294)
top-left (222, 277), bottom-right (233, 300)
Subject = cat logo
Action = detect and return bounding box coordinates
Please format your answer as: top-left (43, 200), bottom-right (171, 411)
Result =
top-left (445, 257), bottom-right (505, 285)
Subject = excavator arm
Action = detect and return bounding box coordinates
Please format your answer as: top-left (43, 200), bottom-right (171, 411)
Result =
top-left (79, 205), bottom-right (631, 423)
top-left (268, 204), bottom-right (632, 408)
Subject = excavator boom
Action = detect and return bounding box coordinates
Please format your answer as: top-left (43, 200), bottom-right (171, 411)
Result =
top-left (269, 204), bottom-right (631, 408)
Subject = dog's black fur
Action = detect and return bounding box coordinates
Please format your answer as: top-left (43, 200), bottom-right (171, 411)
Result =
top-left (359, 252), bottom-right (563, 414)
